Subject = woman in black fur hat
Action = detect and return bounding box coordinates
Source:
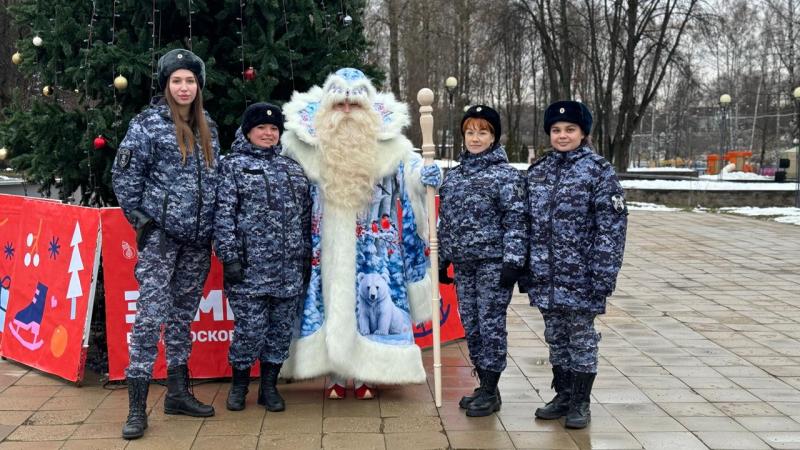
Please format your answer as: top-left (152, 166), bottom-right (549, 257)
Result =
top-left (523, 101), bottom-right (627, 429)
top-left (112, 48), bottom-right (219, 440)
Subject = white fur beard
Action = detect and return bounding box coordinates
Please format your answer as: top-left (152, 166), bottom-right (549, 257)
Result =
top-left (316, 107), bottom-right (381, 210)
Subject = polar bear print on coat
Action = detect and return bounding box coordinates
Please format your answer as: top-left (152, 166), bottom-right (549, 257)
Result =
top-left (357, 272), bottom-right (410, 336)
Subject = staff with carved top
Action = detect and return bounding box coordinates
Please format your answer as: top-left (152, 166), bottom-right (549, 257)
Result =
top-left (416, 88), bottom-right (442, 407)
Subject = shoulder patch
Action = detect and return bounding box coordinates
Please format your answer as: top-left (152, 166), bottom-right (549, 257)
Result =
top-left (611, 194), bottom-right (626, 213)
top-left (117, 148), bottom-right (131, 169)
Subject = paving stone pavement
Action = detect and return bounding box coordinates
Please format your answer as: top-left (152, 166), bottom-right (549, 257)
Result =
top-left (0, 210), bottom-right (799, 449)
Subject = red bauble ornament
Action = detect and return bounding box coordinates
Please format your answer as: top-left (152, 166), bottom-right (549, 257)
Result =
top-left (243, 66), bottom-right (256, 81)
top-left (380, 217), bottom-right (391, 230)
top-left (424, 247), bottom-right (431, 257)
top-left (371, 222), bottom-right (379, 233)
top-left (93, 135), bottom-right (107, 149)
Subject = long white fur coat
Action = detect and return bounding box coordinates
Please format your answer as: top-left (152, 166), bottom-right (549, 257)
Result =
top-left (279, 88), bottom-right (432, 384)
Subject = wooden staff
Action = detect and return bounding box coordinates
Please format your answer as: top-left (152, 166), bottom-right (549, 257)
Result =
top-left (417, 88), bottom-right (442, 407)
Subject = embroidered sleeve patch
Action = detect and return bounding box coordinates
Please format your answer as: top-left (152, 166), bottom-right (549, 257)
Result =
top-left (117, 148), bottom-right (131, 169)
top-left (611, 194), bottom-right (625, 213)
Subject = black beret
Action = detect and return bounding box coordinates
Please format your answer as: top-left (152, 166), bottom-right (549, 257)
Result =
top-left (543, 100), bottom-right (592, 135)
top-left (241, 102), bottom-right (284, 138)
top-left (461, 105), bottom-right (502, 148)
top-left (158, 48), bottom-right (206, 91)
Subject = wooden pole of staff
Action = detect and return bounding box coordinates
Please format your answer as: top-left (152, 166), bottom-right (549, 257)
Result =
top-left (417, 88), bottom-right (442, 407)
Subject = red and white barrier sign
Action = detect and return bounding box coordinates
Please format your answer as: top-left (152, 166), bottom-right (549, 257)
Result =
top-left (0, 195), bottom-right (101, 382)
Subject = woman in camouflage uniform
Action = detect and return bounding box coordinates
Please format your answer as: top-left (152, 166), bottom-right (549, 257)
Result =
top-left (214, 102), bottom-right (311, 412)
top-left (112, 48), bottom-right (219, 440)
top-left (438, 105), bottom-right (528, 417)
top-left (524, 101), bottom-right (627, 429)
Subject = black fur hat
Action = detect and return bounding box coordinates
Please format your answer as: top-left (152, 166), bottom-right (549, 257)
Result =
top-left (157, 48), bottom-right (206, 91)
top-left (241, 102), bottom-right (284, 137)
top-left (543, 100), bottom-right (592, 135)
top-left (461, 105), bottom-right (502, 148)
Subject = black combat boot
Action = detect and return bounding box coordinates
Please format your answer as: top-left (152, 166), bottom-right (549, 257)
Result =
top-left (226, 367), bottom-right (251, 411)
top-left (257, 362), bottom-right (285, 412)
top-left (163, 364), bottom-right (215, 417)
top-left (535, 366), bottom-right (573, 419)
top-left (466, 370), bottom-right (501, 417)
top-left (121, 378), bottom-right (149, 440)
top-left (459, 368), bottom-right (484, 409)
top-left (565, 372), bottom-right (596, 429)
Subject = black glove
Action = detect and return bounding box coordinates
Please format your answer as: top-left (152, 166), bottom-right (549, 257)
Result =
top-left (439, 260), bottom-right (454, 285)
top-left (129, 209), bottom-right (154, 251)
top-left (499, 264), bottom-right (523, 289)
top-left (223, 261), bottom-right (244, 284)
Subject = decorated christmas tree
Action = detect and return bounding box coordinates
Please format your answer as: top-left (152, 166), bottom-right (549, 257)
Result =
top-left (0, 0), bottom-right (378, 206)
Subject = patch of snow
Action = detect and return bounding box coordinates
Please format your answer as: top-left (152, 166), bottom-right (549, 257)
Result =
top-left (775, 215), bottom-right (800, 225)
top-left (621, 179), bottom-right (796, 191)
top-left (718, 206), bottom-right (800, 226)
top-left (626, 167), bottom-right (695, 173)
top-left (628, 202), bottom-right (681, 211)
top-left (719, 207), bottom-right (800, 216)
top-left (699, 172), bottom-right (773, 181)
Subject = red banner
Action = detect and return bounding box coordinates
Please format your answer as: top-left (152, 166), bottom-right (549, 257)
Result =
top-left (413, 265), bottom-right (464, 348)
top-left (0, 195), bottom-right (101, 382)
top-left (412, 195), bottom-right (465, 347)
top-left (102, 203), bottom-right (464, 380)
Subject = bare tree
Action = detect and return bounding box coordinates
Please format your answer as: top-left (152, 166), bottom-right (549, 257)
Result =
top-left (585, 0), bottom-right (699, 170)
top-left (518, 0), bottom-right (578, 101)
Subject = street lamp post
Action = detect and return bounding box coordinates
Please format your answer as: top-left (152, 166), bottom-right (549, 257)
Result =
top-left (719, 94), bottom-right (732, 181)
top-left (444, 77), bottom-right (458, 161)
top-left (793, 87), bottom-right (800, 207)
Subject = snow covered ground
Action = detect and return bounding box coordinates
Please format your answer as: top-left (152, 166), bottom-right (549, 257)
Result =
top-left (628, 202), bottom-right (682, 211)
top-left (621, 179), bottom-right (797, 191)
top-left (627, 167), bottom-right (695, 173)
top-left (631, 203), bottom-right (800, 226)
top-left (699, 172), bottom-right (774, 181)
top-left (719, 206), bottom-right (800, 225)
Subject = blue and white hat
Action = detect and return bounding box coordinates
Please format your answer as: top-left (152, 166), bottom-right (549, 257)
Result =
top-left (321, 68), bottom-right (377, 108)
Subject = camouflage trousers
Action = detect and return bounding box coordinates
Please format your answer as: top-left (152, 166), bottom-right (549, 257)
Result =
top-left (126, 231), bottom-right (211, 379)
top-left (228, 292), bottom-right (303, 369)
top-left (454, 260), bottom-right (513, 372)
top-left (540, 309), bottom-right (600, 374)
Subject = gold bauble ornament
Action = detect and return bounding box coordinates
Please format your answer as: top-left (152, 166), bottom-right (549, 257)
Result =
top-left (42, 85), bottom-right (53, 96)
top-left (0, 147), bottom-right (8, 161)
top-left (11, 52), bottom-right (22, 65)
top-left (113, 74), bottom-right (128, 91)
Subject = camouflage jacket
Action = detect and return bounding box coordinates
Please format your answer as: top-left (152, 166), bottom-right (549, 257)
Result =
top-left (523, 146), bottom-right (628, 313)
top-left (112, 99), bottom-right (220, 245)
top-left (214, 129), bottom-right (312, 298)
top-left (438, 145), bottom-right (528, 268)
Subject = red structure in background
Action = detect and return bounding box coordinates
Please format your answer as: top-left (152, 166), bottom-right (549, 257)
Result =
top-left (706, 150), bottom-right (754, 175)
